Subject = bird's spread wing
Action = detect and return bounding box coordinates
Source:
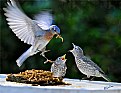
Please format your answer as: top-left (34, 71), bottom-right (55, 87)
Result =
top-left (81, 56), bottom-right (105, 74)
top-left (34, 12), bottom-right (53, 30)
top-left (3, 0), bottom-right (44, 45)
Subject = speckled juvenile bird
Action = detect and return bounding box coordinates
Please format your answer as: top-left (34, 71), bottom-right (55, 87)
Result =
top-left (46, 54), bottom-right (67, 77)
top-left (3, 0), bottom-right (63, 67)
top-left (69, 43), bottom-right (110, 81)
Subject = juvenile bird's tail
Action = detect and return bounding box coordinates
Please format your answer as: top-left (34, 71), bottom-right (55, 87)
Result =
top-left (100, 73), bottom-right (111, 82)
top-left (16, 46), bottom-right (33, 67)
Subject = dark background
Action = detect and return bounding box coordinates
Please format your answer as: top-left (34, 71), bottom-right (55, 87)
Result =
top-left (0, 0), bottom-right (121, 82)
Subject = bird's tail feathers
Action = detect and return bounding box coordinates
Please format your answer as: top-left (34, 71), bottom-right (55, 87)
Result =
top-left (16, 46), bottom-right (33, 67)
top-left (100, 73), bottom-right (111, 82)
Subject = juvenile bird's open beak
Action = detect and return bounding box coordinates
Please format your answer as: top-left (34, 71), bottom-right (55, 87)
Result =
top-left (68, 43), bottom-right (75, 52)
top-left (72, 43), bottom-right (76, 47)
top-left (56, 34), bottom-right (63, 42)
top-left (61, 54), bottom-right (67, 60)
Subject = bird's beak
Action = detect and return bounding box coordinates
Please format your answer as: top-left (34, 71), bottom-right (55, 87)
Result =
top-left (72, 43), bottom-right (75, 47)
top-left (68, 43), bottom-right (75, 52)
top-left (56, 34), bottom-right (63, 42)
top-left (61, 54), bottom-right (67, 60)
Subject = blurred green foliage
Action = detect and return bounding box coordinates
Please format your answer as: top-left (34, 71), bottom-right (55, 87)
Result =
top-left (0, 0), bottom-right (121, 82)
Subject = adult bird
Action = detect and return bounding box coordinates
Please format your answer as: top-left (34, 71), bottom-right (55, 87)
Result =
top-left (3, 0), bottom-right (63, 67)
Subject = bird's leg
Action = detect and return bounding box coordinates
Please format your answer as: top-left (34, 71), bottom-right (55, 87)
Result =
top-left (44, 59), bottom-right (54, 64)
top-left (82, 75), bottom-right (90, 80)
top-left (40, 47), bottom-right (52, 64)
top-left (40, 50), bottom-right (50, 56)
top-left (40, 47), bottom-right (50, 58)
top-left (82, 77), bottom-right (88, 80)
top-left (41, 52), bottom-right (53, 64)
top-left (90, 77), bottom-right (95, 81)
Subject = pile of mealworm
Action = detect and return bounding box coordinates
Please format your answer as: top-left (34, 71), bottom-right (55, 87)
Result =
top-left (6, 69), bottom-right (66, 86)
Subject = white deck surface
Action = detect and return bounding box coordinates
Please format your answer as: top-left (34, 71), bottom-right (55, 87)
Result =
top-left (0, 74), bottom-right (121, 93)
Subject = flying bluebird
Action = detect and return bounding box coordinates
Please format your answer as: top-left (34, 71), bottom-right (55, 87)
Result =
top-left (46, 54), bottom-right (67, 78)
top-left (3, 0), bottom-right (63, 67)
top-left (69, 43), bottom-right (110, 82)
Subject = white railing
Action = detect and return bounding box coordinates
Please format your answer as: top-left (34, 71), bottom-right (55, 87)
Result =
top-left (0, 74), bottom-right (121, 93)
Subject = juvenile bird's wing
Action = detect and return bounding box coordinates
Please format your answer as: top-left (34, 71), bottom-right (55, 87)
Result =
top-left (62, 65), bottom-right (67, 77)
top-left (3, 0), bottom-right (44, 45)
top-left (34, 12), bottom-right (53, 30)
top-left (81, 56), bottom-right (105, 74)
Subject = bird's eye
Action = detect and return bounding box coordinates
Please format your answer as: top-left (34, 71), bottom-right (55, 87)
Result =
top-left (52, 28), bottom-right (54, 30)
top-left (75, 47), bottom-right (79, 51)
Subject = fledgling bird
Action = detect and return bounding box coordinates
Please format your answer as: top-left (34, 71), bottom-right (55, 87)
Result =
top-left (3, 0), bottom-right (63, 67)
top-left (69, 43), bottom-right (110, 82)
top-left (47, 54), bottom-right (67, 77)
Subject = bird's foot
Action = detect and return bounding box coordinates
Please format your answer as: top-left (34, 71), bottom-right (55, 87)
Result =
top-left (90, 77), bottom-right (95, 81)
top-left (81, 76), bottom-right (94, 81)
top-left (40, 50), bottom-right (50, 56)
top-left (40, 51), bottom-right (52, 64)
top-left (44, 59), bottom-right (53, 64)
top-left (81, 77), bottom-right (88, 80)
top-left (44, 49), bottom-right (50, 53)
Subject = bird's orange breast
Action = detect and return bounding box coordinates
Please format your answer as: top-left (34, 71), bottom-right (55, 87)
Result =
top-left (44, 32), bottom-right (54, 41)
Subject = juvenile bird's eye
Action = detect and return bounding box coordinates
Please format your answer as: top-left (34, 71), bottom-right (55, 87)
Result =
top-left (75, 47), bottom-right (78, 50)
